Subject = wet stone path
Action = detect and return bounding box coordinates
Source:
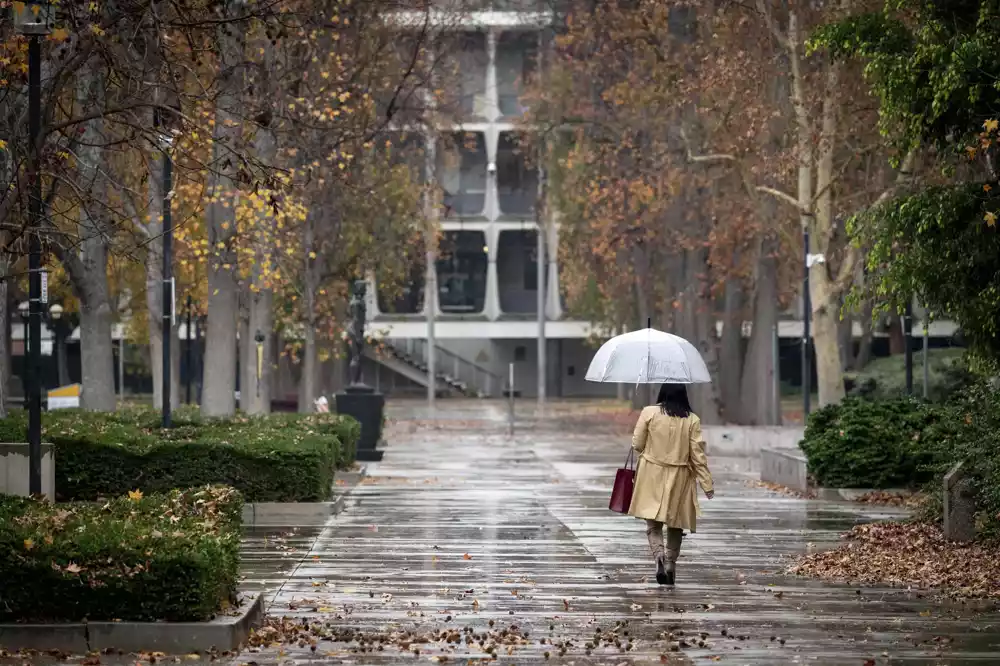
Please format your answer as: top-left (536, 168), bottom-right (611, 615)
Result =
top-left (241, 401), bottom-right (1000, 665)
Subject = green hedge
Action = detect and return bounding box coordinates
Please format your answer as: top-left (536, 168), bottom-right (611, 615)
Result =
top-left (800, 396), bottom-right (948, 489)
top-left (0, 486), bottom-right (242, 622)
top-left (801, 383), bottom-right (1000, 537)
top-left (0, 409), bottom-right (360, 502)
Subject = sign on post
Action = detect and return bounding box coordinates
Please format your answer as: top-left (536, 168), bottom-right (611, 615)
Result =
top-left (48, 383), bottom-right (80, 409)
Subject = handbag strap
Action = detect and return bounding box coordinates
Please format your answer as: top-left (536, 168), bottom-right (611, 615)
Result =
top-left (623, 447), bottom-right (636, 470)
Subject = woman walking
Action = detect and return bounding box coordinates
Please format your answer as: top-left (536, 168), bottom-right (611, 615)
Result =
top-left (628, 383), bottom-right (714, 586)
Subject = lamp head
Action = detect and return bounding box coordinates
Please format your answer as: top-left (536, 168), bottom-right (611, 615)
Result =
top-left (13, 1), bottom-right (54, 36)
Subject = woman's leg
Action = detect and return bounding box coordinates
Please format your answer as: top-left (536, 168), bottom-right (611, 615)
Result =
top-left (664, 527), bottom-right (683, 571)
top-left (645, 520), bottom-right (664, 561)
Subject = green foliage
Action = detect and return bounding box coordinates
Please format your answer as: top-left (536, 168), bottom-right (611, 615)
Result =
top-left (849, 182), bottom-right (1000, 364)
top-left (845, 348), bottom-right (975, 401)
top-left (0, 486), bottom-right (242, 622)
top-left (812, 0), bottom-right (1000, 152)
top-left (802, 382), bottom-right (1000, 538)
top-left (0, 408), bottom-right (360, 502)
top-left (926, 382), bottom-right (1000, 539)
top-left (800, 397), bottom-right (946, 489)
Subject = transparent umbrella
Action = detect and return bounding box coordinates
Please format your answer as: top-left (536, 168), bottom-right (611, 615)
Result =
top-left (585, 327), bottom-right (711, 384)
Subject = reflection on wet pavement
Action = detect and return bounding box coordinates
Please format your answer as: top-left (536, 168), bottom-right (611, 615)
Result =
top-left (240, 400), bottom-right (1000, 664)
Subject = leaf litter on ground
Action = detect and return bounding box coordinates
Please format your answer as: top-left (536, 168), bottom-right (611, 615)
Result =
top-left (790, 521), bottom-right (1000, 599)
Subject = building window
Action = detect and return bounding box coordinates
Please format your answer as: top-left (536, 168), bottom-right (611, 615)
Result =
top-left (440, 32), bottom-right (489, 119)
top-left (496, 132), bottom-right (538, 217)
top-left (497, 230), bottom-right (539, 314)
top-left (436, 230), bottom-right (488, 313)
top-left (514, 346), bottom-right (527, 362)
top-left (438, 132), bottom-right (487, 217)
top-left (496, 32), bottom-right (537, 118)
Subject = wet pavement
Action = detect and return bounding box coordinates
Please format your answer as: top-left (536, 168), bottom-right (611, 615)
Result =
top-left (239, 400), bottom-right (1000, 665)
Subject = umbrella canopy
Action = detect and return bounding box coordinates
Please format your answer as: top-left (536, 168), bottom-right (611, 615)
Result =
top-left (585, 328), bottom-right (711, 384)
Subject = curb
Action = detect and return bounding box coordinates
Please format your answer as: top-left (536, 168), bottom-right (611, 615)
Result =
top-left (0, 594), bottom-right (262, 653)
top-left (814, 487), bottom-right (913, 502)
top-left (241, 465), bottom-right (368, 528)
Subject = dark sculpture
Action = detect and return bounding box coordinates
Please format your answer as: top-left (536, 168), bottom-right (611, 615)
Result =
top-left (337, 277), bottom-right (384, 461)
top-left (347, 279), bottom-right (367, 386)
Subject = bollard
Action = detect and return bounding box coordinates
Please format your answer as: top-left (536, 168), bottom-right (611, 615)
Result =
top-left (508, 362), bottom-right (515, 438)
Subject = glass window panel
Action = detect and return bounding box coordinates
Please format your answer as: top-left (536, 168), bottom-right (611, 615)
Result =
top-left (496, 132), bottom-right (538, 216)
top-left (437, 132), bottom-right (487, 216)
top-left (497, 230), bottom-right (539, 314)
top-left (436, 231), bottom-right (488, 313)
top-left (439, 32), bottom-right (488, 119)
top-left (497, 32), bottom-right (537, 118)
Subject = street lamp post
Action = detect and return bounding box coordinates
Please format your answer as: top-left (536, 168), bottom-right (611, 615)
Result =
top-left (15, 2), bottom-right (53, 496)
top-left (802, 227), bottom-right (811, 420)
top-left (156, 113), bottom-right (175, 429)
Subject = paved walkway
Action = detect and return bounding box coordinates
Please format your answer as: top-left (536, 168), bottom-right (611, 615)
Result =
top-left (241, 401), bottom-right (1000, 665)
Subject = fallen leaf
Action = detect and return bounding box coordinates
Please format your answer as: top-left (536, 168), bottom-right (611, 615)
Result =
top-left (463, 553), bottom-right (473, 560)
top-left (65, 562), bottom-right (82, 574)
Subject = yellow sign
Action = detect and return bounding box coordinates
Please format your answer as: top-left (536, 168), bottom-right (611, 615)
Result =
top-left (48, 383), bottom-right (80, 409)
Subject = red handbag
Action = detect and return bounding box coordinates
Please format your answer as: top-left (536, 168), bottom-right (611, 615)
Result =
top-left (609, 448), bottom-right (636, 514)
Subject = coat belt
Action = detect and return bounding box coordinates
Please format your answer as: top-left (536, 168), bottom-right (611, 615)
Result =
top-left (640, 455), bottom-right (689, 468)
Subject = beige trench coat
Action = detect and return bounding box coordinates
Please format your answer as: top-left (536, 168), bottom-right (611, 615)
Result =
top-left (627, 407), bottom-right (714, 532)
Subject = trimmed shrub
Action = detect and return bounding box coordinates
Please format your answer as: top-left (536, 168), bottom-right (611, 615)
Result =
top-left (0, 486), bottom-right (242, 622)
top-left (801, 382), bottom-right (1000, 538)
top-left (0, 409), bottom-right (360, 502)
top-left (799, 396), bottom-right (948, 489)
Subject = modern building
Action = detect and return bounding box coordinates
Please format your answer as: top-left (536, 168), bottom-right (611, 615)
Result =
top-left (364, 2), bottom-right (612, 399)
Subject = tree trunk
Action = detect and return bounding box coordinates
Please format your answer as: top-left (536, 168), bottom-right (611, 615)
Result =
top-left (240, 121), bottom-right (277, 415)
top-left (238, 288), bottom-right (250, 410)
top-left (675, 248), bottom-right (721, 424)
top-left (740, 245), bottom-right (780, 425)
top-left (630, 241), bottom-right (653, 408)
top-left (718, 276), bottom-right (744, 421)
top-left (78, 225), bottom-right (115, 410)
top-left (297, 212), bottom-right (319, 413)
top-left (298, 325), bottom-right (317, 413)
top-left (243, 288), bottom-right (273, 414)
top-left (146, 156), bottom-right (181, 411)
top-left (838, 313), bottom-right (855, 371)
top-left (854, 301), bottom-right (874, 370)
top-left (201, 7), bottom-right (245, 417)
top-left (886, 314), bottom-right (905, 355)
top-left (73, 67), bottom-right (117, 411)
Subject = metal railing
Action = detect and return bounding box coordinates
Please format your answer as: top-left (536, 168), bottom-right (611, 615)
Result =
top-left (403, 339), bottom-right (501, 397)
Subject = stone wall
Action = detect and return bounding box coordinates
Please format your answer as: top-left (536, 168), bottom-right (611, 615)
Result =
top-left (760, 448), bottom-right (809, 492)
top-left (702, 426), bottom-right (805, 457)
top-left (0, 443), bottom-right (55, 499)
